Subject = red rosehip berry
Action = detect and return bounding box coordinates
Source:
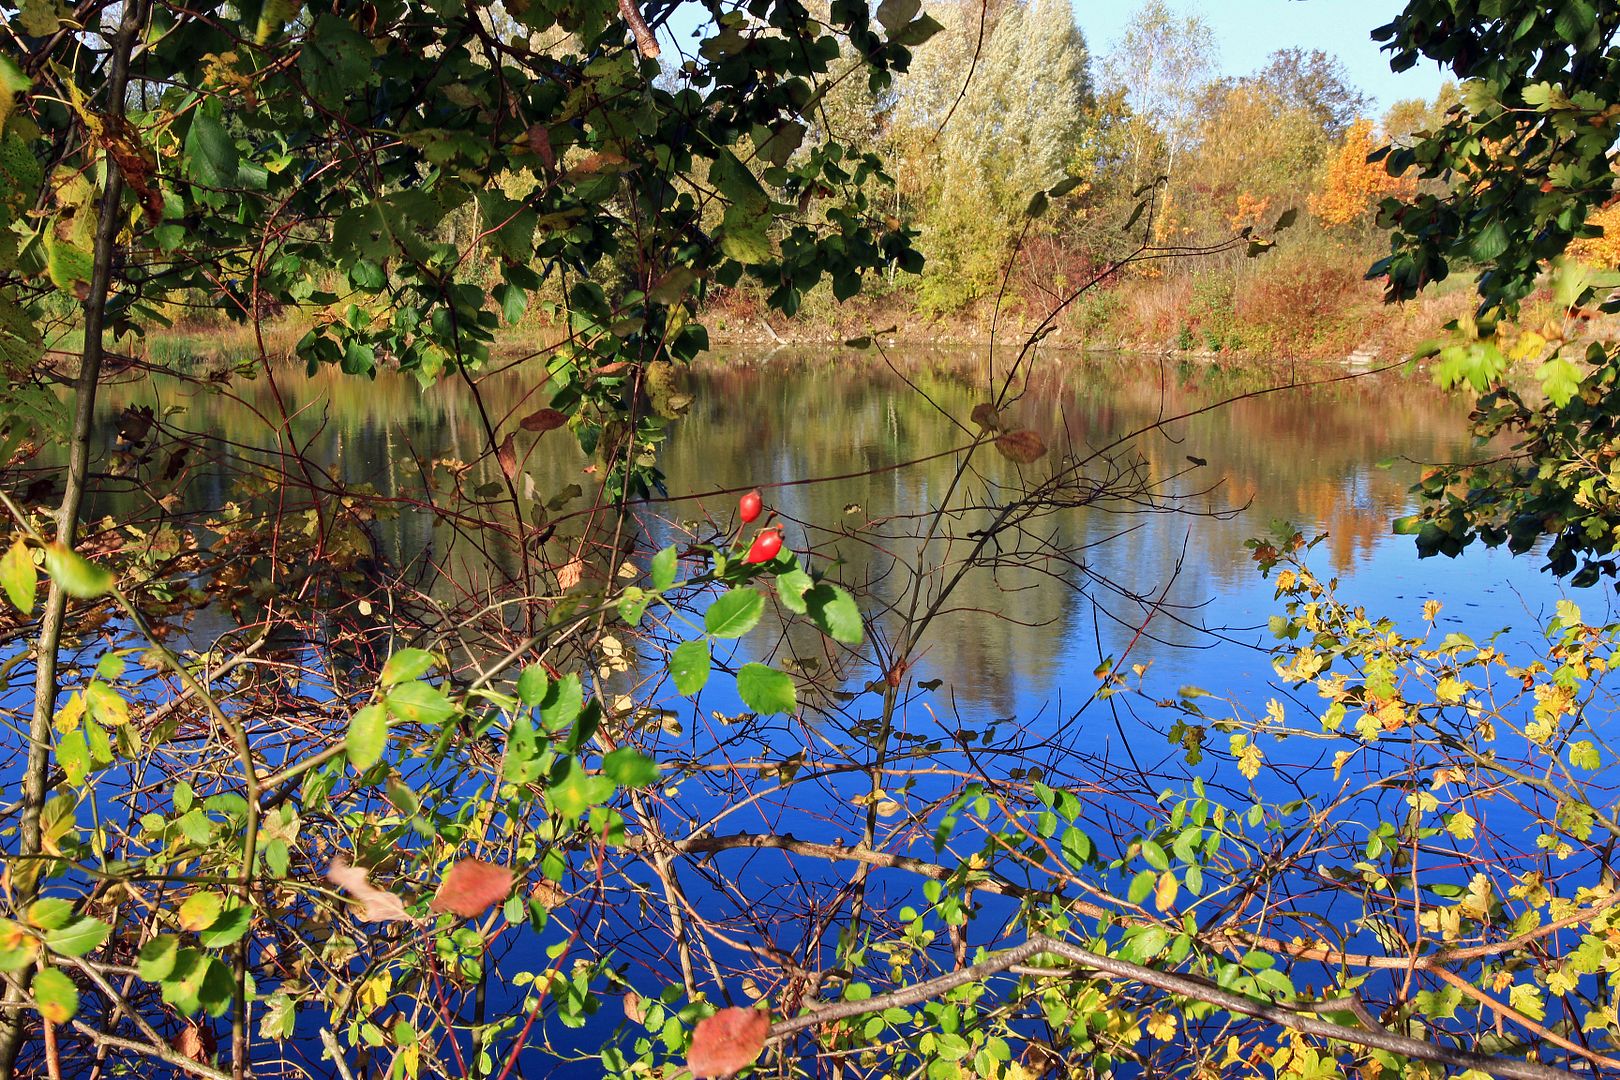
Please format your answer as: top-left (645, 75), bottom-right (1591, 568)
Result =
top-left (739, 490), bottom-right (762, 524)
top-left (744, 527), bottom-right (783, 564)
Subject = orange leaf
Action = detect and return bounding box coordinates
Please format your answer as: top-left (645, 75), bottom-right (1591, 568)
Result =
top-left (326, 859), bottom-right (412, 923)
top-left (171, 1023), bottom-right (215, 1062)
top-left (430, 859), bottom-right (513, 918)
top-left (994, 430), bottom-right (1047, 464)
top-left (519, 408), bottom-right (568, 433)
top-left (497, 435), bottom-right (518, 480)
top-left (687, 1007), bottom-right (770, 1078)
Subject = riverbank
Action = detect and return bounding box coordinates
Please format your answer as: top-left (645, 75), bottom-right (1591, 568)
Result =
top-left (131, 262), bottom-right (1480, 372)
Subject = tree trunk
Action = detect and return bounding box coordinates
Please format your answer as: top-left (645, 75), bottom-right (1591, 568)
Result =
top-left (0, 2), bottom-right (148, 1073)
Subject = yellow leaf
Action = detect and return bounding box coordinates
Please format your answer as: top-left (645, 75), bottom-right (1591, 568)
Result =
top-left (1154, 871), bottom-right (1179, 913)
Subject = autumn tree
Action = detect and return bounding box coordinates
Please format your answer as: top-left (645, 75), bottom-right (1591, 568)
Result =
top-left (1312, 119), bottom-right (1416, 228)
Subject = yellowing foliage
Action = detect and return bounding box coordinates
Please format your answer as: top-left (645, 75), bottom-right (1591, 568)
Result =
top-left (1311, 119), bottom-right (1415, 228)
top-left (1568, 199), bottom-right (1620, 268)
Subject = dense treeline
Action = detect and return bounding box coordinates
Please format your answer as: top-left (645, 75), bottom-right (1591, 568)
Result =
top-left (704, 0), bottom-right (1467, 356)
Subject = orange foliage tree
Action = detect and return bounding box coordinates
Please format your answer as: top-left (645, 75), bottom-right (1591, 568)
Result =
top-left (1569, 197), bottom-right (1620, 268)
top-left (1311, 119), bottom-right (1416, 227)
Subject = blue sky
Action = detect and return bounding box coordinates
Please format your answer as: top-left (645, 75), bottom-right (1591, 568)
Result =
top-left (658, 0), bottom-right (1453, 116)
top-left (1075, 0), bottom-right (1451, 114)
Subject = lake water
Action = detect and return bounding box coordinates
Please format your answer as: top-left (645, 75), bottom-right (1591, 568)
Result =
top-left (5, 346), bottom-right (1586, 1076)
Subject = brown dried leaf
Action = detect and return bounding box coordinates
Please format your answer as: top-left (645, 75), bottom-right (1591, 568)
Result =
top-left (623, 990), bottom-right (645, 1025)
top-left (557, 557), bottom-right (584, 591)
top-left (325, 860), bottom-right (412, 923)
top-left (568, 151), bottom-right (629, 177)
top-left (526, 124), bottom-right (556, 171)
top-left (530, 878), bottom-right (568, 908)
top-left (497, 434), bottom-right (518, 481)
top-left (994, 429), bottom-right (1047, 464)
top-left (429, 859), bottom-right (513, 918)
top-left (970, 403), bottom-right (1001, 432)
top-left (519, 407), bottom-right (568, 434)
top-left (687, 1007), bottom-right (770, 1078)
top-left (171, 1023), bottom-right (215, 1062)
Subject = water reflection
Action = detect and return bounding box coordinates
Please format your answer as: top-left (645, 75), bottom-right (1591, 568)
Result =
top-left (62, 347), bottom-right (1540, 716)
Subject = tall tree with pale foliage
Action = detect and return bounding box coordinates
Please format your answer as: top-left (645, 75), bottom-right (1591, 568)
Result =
top-left (890, 0), bottom-right (1092, 310)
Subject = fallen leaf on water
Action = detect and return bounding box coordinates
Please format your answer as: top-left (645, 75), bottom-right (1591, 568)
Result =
top-left (325, 859), bottom-right (411, 923)
top-left (687, 1006), bottom-right (770, 1078)
top-left (430, 859), bottom-right (513, 918)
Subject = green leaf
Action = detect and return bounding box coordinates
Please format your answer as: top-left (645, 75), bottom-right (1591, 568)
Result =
top-left (547, 758), bottom-right (615, 823)
top-left (875, 0), bottom-right (921, 34)
top-left (381, 648), bottom-right (437, 687)
top-left (346, 703), bottom-right (388, 770)
top-left (517, 665), bottom-right (549, 706)
top-left (184, 112), bottom-right (238, 190)
top-left (1, 537), bottom-right (34, 613)
top-left (538, 673), bottom-right (583, 733)
top-left (26, 899), bottom-right (73, 930)
top-left (385, 681), bottom-right (456, 727)
top-left (54, 730), bottom-right (88, 786)
top-left (806, 583), bottom-right (862, 644)
top-left (197, 905), bottom-right (252, 948)
top-left (736, 663), bottom-right (795, 715)
top-left (44, 917), bottom-right (109, 958)
top-left (1570, 740), bottom-right (1601, 769)
top-left (1121, 926), bottom-right (1168, 964)
top-left (299, 14), bottom-right (375, 110)
top-left (43, 544), bottom-right (111, 598)
top-left (705, 587), bottom-right (765, 638)
top-left (775, 567), bottom-right (813, 614)
top-left (602, 747), bottom-right (659, 788)
top-left (650, 545), bottom-right (677, 591)
top-left (1470, 219), bottom-right (1509, 262)
top-left (255, 0), bottom-right (297, 42)
top-left (670, 638), bottom-right (710, 695)
top-left (1537, 356), bottom-right (1582, 407)
top-left (31, 967), bottom-right (77, 1023)
top-left (889, 13), bottom-right (943, 46)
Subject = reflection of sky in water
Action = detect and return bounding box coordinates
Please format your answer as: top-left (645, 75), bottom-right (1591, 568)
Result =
top-left (9, 351), bottom-right (1590, 1075)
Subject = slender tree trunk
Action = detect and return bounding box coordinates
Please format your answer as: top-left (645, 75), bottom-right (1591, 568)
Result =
top-left (0, 3), bottom-right (148, 1074)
